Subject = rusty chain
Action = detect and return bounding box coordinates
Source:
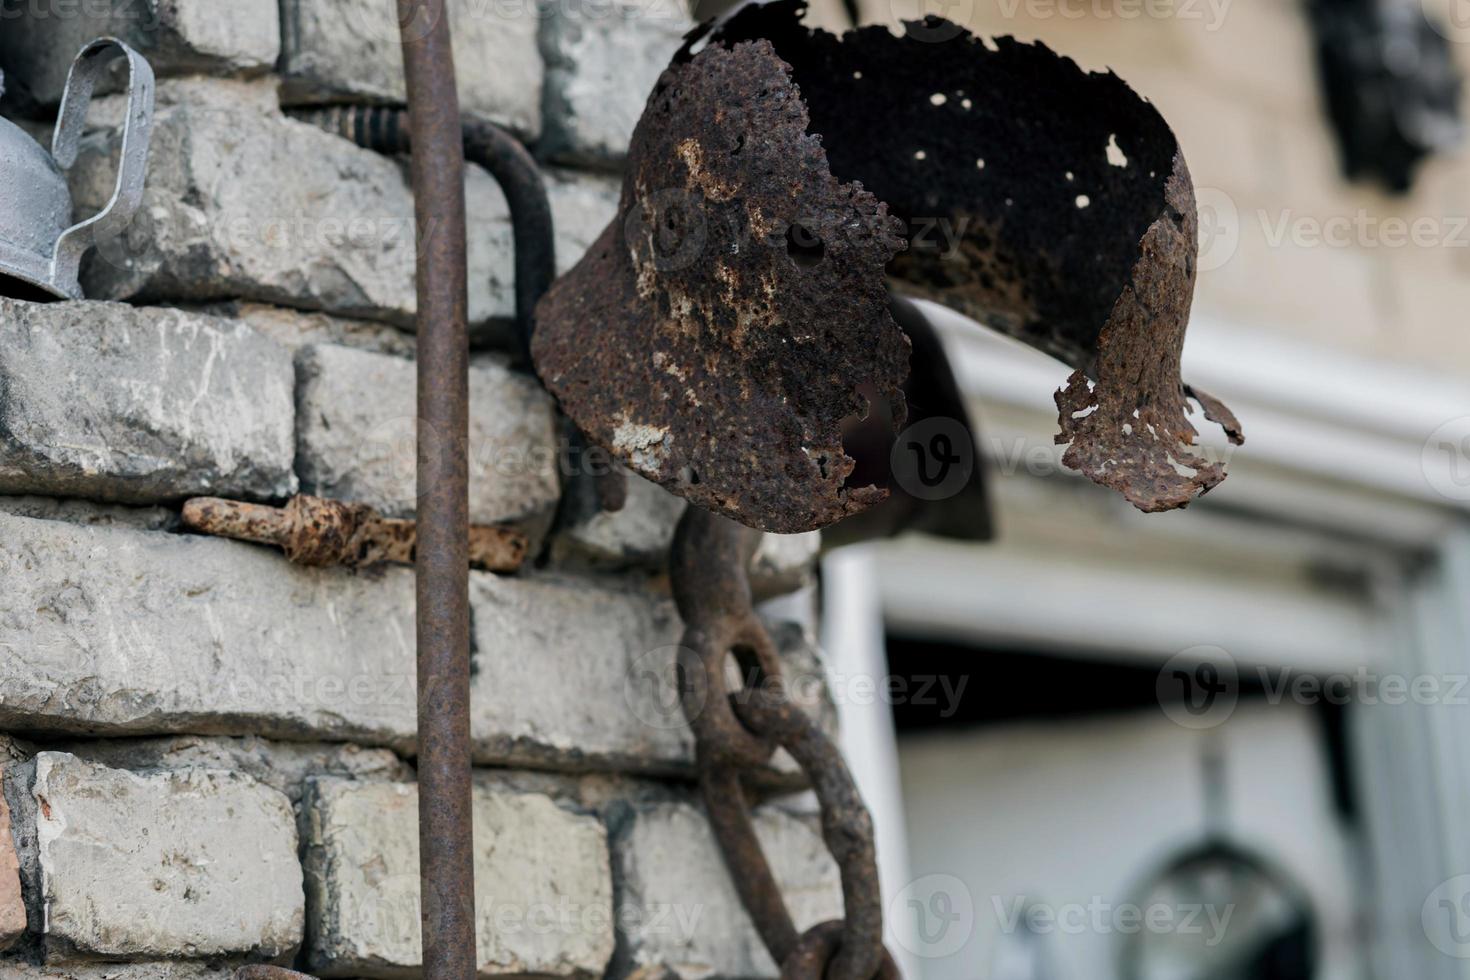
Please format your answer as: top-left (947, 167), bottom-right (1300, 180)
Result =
top-left (671, 506), bottom-right (899, 980)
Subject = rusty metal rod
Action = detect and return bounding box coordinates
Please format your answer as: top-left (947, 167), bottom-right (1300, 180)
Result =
top-left (461, 118), bottom-right (554, 365)
top-left (287, 106), bottom-right (554, 367)
top-left (181, 495), bottom-right (529, 573)
top-left (397, 0), bottom-right (476, 977)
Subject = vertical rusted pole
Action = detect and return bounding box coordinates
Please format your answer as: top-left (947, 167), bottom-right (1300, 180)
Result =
top-left (397, 2), bottom-right (475, 979)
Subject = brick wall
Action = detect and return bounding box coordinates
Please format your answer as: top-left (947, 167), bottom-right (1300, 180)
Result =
top-left (0, 2), bottom-right (839, 976)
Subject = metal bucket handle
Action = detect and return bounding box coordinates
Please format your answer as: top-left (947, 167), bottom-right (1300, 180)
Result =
top-left (48, 37), bottom-right (155, 295)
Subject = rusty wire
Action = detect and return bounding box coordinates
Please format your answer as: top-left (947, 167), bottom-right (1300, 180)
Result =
top-left (181, 495), bottom-right (528, 572)
top-left (672, 506), bottom-right (896, 980)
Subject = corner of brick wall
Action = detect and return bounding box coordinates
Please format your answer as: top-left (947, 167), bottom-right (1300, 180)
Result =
top-left (0, 2), bottom-right (843, 977)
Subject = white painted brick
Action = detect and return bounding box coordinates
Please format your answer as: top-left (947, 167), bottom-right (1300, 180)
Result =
top-left (550, 470), bottom-right (821, 595)
top-left (0, 512), bottom-right (420, 748)
top-left (470, 573), bottom-right (684, 770)
top-left (303, 778), bottom-right (613, 978)
top-left (539, 0), bottom-right (691, 165)
top-left (229, 302), bottom-right (418, 359)
top-left (70, 80), bottom-right (515, 331)
top-left (0, 514), bottom-right (832, 778)
top-left (0, 0), bottom-right (279, 108)
top-left (546, 168), bottom-right (621, 272)
top-left (72, 81), bottom-right (622, 342)
top-left (469, 575), bottom-right (834, 778)
top-left (280, 0), bottom-right (544, 139)
top-left (294, 344), bottom-right (561, 536)
top-left (7, 752), bottom-right (302, 961)
top-left (550, 468), bottom-right (685, 568)
top-left (0, 299), bottom-right (296, 503)
top-left (0, 495), bottom-right (175, 531)
top-left (751, 533), bottom-right (822, 600)
top-left (61, 735), bottom-right (413, 807)
top-left (612, 801), bottom-right (842, 978)
top-left (0, 964), bottom-right (232, 980)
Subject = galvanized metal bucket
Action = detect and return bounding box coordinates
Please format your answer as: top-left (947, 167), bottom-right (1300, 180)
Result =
top-left (0, 37), bottom-right (154, 301)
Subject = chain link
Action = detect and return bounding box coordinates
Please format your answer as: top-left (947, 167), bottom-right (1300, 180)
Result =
top-left (671, 507), bottom-right (898, 980)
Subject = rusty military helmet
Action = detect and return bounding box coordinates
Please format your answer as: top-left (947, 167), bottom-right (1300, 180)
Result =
top-left (533, 1), bottom-right (1242, 535)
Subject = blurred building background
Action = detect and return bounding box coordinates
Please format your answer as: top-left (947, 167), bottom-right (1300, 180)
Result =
top-left (813, 0), bottom-right (1470, 977)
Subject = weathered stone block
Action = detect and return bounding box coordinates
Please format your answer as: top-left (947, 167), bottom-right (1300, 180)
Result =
top-left (469, 575), bottom-right (834, 779)
top-left (6, 753), bottom-right (302, 960)
top-left (294, 344), bottom-right (560, 536)
top-left (0, 739), bottom-right (27, 766)
top-left (0, 512), bottom-right (419, 747)
top-left (0, 514), bottom-right (831, 777)
top-left (546, 167), bottom-right (621, 269)
top-left (0, 494), bottom-right (175, 530)
top-left (0, 963), bottom-right (233, 979)
top-left (304, 778), bottom-right (613, 978)
top-left (751, 532), bottom-right (823, 600)
top-left (539, 0), bottom-right (691, 165)
top-left (550, 469), bottom-right (821, 595)
top-left (70, 80), bottom-right (510, 330)
top-left (0, 0), bottom-right (279, 108)
top-left (228, 302), bottom-right (418, 358)
top-left (61, 735), bottom-right (412, 806)
top-left (470, 573), bottom-right (683, 771)
top-left (279, 0), bottom-right (543, 138)
top-left (0, 778), bottom-right (23, 951)
top-left (612, 801), bottom-right (842, 978)
top-left (0, 299), bottom-right (295, 503)
top-left (72, 81), bottom-right (619, 340)
top-left (549, 467), bottom-right (685, 568)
